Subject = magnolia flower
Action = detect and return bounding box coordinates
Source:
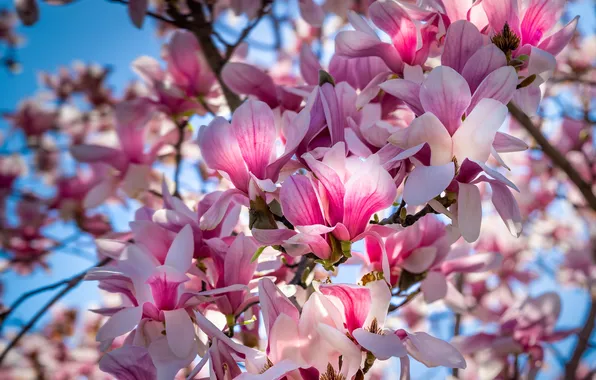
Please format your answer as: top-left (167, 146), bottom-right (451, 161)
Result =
top-left (454, 292), bottom-right (576, 377)
top-left (253, 142), bottom-right (397, 266)
top-left (133, 31), bottom-right (217, 116)
top-left (86, 226), bottom-right (200, 376)
top-left (335, 1), bottom-right (439, 75)
top-left (221, 62), bottom-right (304, 112)
top-left (197, 99), bottom-right (309, 229)
top-left (70, 100), bottom-right (178, 208)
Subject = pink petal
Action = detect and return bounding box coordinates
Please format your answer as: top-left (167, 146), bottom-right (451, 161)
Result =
top-left (452, 98), bottom-right (507, 164)
top-left (302, 154), bottom-right (345, 226)
top-left (166, 31), bottom-right (202, 86)
top-left (379, 79), bottom-right (424, 116)
top-left (300, 44), bottom-right (322, 86)
top-left (353, 328), bottom-right (407, 360)
top-left (468, 66), bottom-right (518, 113)
top-left (286, 232), bottom-right (332, 259)
top-left (96, 306), bottom-right (142, 343)
top-left (461, 45), bottom-right (508, 93)
top-left (221, 62), bottom-right (279, 108)
top-left (404, 332), bottom-right (466, 368)
top-left (114, 99), bottom-right (153, 160)
top-left (512, 85), bottom-right (541, 116)
top-left (520, 0), bottom-right (565, 46)
top-left (164, 308), bottom-right (195, 359)
top-left (403, 163), bottom-right (455, 206)
top-left (198, 117), bottom-right (250, 192)
top-left (482, 0), bottom-right (520, 34)
top-left (128, 0), bottom-right (148, 28)
top-left (401, 246), bottom-right (438, 274)
top-left (442, 0), bottom-right (473, 21)
top-left (493, 132), bottom-right (528, 153)
top-left (236, 360), bottom-right (301, 380)
top-left (280, 175), bottom-right (326, 227)
top-left (403, 112), bottom-right (453, 166)
top-left (319, 83), bottom-right (344, 146)
top-left (147, 336), bottom-right (197, 380)
top-left (83, 178), bottom-right (118, 209)
top-left (441, 20), bottom-right (483, 74)
top-left (231, 100), bottom-right (277, 180)
top-left (269, 314), bottom-right (303, 363)
top-left (320, 284), bottom-right (371, 333)
top-left (164, 224), bottom-right (194, 273)
top-left (457, 182), bottom-right (482, 243)
top-left (526, 46), bottom-right (556, 81)
top-left (369, 0), bottom-right (417, 65)
top-left (490, 181), bottom-right (523, 237)
top-left (419, 66), bottom-right (471, 135)
top-left (538, 16), bottom-right (579, 56)
top-left (315, 324), bottom-right (362, 379)
top-left (299, 0), bottom-right (325, 26)
top-left (343, 158), bottom-right (396, 238)
top-left (199, 188), bottom-right (247, 230)
top-left (252, 228), bottom-right (297, 246)
top-left (258, 278), bottom-right (299, 337)
top-left (224, 234), bottom-right (259, 287)
top-left (364, 278), bottom-right (393, 328)
top-left (335, 31), bottom-right (403, 73)
top-left (70, 144), bottom-right (126, 172)
top-left (99, 346), bottom-right (156, 380)
top-left (420, 271), bottom-right (448, 303)
top-left (442, 252), bottom-right (503, 275)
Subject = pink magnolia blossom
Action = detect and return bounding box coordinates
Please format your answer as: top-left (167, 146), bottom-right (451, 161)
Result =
top-left (379, 65), bottom-right (524, 241)
top-left (454, 292), bottom-right (576, 376)
top-left (253, 142), bottom-right (397, 265)
top-left (3, 100), bottom-right (58, 138)
top-left (335, 1), bottom-right (440, 75)
top-left (197, 99), bottom-right (309, 228)
top-left (364, 216), bottom-right (502, 303)
top-left (86, 225), bottom-right (202, 376)
top-left (221, 61), bottom-right (304, 112)
top-left (70, 100), bottom-right (178, 208)
top-left (133, 30), bottom-right (217, 116)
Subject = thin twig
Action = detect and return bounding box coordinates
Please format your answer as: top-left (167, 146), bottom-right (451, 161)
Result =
top-left (107, 0), bottom-right (177, 25)
top-left (565, 292), bottom-right (596, 378)
top-left (224, 3), bottom-right (272, 61)
top-left (173, 121), bottom-right (186, 197)
top-left (388, 288), bottom-right (421, 312)
top-left (452, 274), bottom-right (465, 378)
top-left (0, 257), bottom-right (112, 365)
top-left (508, 103), bottom-right (596, 211)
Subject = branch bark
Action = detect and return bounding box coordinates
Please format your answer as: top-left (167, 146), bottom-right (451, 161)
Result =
top-left (565, 291), bottom-right (596, 378)
top-left (508, 103), bottom-right (596, 212)
top-left (0, 257), bottom-right (111, 365)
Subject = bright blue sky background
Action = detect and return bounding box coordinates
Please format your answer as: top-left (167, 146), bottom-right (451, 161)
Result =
top-left (1, 0), bottom-right (595, 378)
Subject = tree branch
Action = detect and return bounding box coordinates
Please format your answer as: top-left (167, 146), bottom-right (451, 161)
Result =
top-left (508, 103), bottom-right (596, 212)
top-left (565, 291), bottom-right (596, 378)
top-left (0, 257), bottom-right (112, 365)
top-left (452, 273), bottom-right (465, 378)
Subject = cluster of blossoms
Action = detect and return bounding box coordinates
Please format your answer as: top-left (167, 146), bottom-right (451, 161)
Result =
top-left (1, 0), bottom-right (595, 379)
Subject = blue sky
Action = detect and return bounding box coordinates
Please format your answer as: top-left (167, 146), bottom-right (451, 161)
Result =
top-left (1, 1), bottom-right (595, 378)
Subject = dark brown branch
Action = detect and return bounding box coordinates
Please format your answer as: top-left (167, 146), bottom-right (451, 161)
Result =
top-left (172, 121), bottom-right (186, 197)
top-left (0, 257), bottom-right (112, 365)
top-left (452, 273), bottom-right (465, 378)
top-left (508, 103), bottom-right (596, 212)
top-left (565, 292), bottom-right (596, 378)
top-left (107, 0), bottom-right (177, 25)
top-left (388, 288), bottom-right (421, 312)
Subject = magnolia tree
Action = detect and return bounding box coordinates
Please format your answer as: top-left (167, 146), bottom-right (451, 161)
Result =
top-left (0, 0), bottom-right (594, 379)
